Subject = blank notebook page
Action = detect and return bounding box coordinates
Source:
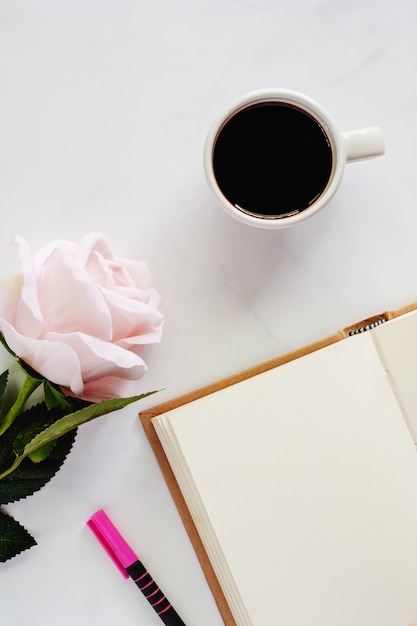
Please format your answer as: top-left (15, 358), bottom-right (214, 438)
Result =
top-left (153, 332), bottom-right (417, 626)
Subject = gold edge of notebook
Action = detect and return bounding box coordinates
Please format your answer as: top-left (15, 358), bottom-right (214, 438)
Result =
top-left (386, 301), bottom-right (417, 319)
top-left (139, 300), bottom-right (417, 625)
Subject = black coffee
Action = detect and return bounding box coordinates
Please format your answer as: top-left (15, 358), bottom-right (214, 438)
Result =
top-left (212, 102), bottom-right (333, 218)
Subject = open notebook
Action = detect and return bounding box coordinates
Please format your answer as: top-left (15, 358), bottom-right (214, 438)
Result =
top-left (140, 303), bottom-right (417, 626)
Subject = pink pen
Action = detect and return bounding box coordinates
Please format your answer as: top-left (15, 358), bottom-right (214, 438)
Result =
top-left (87, 509), bottom-right (186, 626)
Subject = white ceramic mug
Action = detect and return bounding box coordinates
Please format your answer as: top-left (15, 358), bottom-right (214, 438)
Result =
top-left (204, 89), bottom-right (385, 229)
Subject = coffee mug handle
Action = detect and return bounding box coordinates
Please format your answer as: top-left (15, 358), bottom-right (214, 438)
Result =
top-left (342, 127), bottom-right (385, 162)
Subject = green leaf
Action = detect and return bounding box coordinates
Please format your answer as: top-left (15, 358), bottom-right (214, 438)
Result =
top-left (11, 403), bottom-right (66, 457)
top-left (0, 422), bottom-right (18, 474)
top-left (23, 392), bottom-right (157, 453)
top-left (0, 429), bottom-right (77, 504)
top-left (0, 369), bottom-right (8, 414)
top-left (0, 390), bottom-right (158, 479)
top-left (0, 401), bottom-right (72, 475)
top-left (16, 358), bottom-right (45, 382)
top-left (0, 402), bottom-right (61, 474)
top-left (0, 375), bottom-right (42, 436)
top-left (28, 439), bottom-right (57, 463)
top-left (0, 508), bottom-right (36, 562)
top-left (0, 333), bottom-right (16, 359)
top-left (9, 397), bottom-right (89, 460)
top-left (44, 381), bottom-right (82, 412)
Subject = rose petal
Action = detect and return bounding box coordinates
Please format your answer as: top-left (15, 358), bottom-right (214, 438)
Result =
top-left (39, 247), bottom-right (112, 340)
top-left (0, 319), bottom-right (84, 394)
top-left (79, 376), bottom-right (146, 402)
top-left (86, 251), bottom-right (136, 290)
top-left (118, 259), bottom-right (152, 289)
top-left (75, 232), bottom-right (114, 268)
top-left (116, 328), bottom-right (163, 357)
top-left (33, 238), bottom-right (77, 268)
top-left (1, 233), bottom-right (163, 401)
top-left (44, 331), bottom-right (146, 383)
top-left (13, 237), bottom-right (44, 338)
top-left (100, 288), bottom-right (164, 343)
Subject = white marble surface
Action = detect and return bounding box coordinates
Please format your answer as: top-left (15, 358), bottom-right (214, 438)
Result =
top-left (1, 1), bottom-right (417, 624)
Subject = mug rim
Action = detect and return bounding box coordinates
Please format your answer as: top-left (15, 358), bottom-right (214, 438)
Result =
top-left (203, 88), bottom-right (346, 229)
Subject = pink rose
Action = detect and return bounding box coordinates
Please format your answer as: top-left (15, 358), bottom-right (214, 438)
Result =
top-left (0, 233), bottom-right (163, 402)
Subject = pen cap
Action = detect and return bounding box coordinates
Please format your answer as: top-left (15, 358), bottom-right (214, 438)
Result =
top-left (87, 509), bottom-right (137, 578)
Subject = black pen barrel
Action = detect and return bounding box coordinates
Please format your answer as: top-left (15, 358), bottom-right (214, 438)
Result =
top-left (126, 560), bottom-right (186, 626)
